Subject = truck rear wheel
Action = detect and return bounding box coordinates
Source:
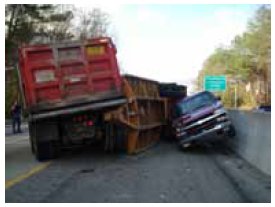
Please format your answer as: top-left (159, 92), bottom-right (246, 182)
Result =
top-left (35, 141), bottom-right (57, 161)
top-left (28, 122), bottom-right (35, 154)
top-left (29, 119), bottom-right (60, 161)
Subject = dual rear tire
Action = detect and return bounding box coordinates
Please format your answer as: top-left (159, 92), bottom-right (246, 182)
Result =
top-left (29, 120), bottom-right (59, 161)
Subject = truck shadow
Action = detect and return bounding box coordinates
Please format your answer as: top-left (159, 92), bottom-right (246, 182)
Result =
top-left (58, 143), bottom-right (128, 162)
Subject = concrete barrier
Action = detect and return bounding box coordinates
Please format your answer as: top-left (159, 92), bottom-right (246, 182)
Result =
top-left (227, 109), bottom-right (271, 175)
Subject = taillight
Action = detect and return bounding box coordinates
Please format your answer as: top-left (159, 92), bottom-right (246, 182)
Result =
top-left (87, 120), bottom-right (93, 126)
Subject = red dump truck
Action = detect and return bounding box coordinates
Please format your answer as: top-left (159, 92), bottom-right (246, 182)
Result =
top-left (19, 37), bottom-right (173, 161)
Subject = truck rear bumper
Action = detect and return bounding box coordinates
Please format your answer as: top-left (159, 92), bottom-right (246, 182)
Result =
top-left (30, 98), bottom-right (127, 120)
top-left (178, 121), bottom-right (231, 146)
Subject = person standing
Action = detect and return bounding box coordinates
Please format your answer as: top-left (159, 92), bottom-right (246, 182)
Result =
top-left (11, 100), bottom-right (22, 133)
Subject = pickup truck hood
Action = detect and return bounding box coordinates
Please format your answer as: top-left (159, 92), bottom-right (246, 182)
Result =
top-left (180, 104), bottom-right (217, 125)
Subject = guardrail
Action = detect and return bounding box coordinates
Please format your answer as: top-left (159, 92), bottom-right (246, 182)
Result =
top-left (227, 109), bottom-right (271, 175)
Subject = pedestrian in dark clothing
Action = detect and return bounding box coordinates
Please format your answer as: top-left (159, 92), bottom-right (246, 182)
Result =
top-left (11, 100), bottom-right (22, 133)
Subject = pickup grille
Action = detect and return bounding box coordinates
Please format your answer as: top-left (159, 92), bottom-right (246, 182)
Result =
top-left (184, 112), bottom-right (214, 126)
top-left (185, 114), bottom-right (227, 136)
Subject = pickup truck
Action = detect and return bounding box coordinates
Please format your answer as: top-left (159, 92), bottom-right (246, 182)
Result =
top-left (172, 91), bottom-right (235, 148)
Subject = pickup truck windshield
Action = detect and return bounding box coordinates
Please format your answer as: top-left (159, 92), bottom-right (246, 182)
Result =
top-left (174, 92), bottom-right (216, 117)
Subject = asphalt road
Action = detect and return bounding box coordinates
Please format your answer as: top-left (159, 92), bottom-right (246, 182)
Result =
top-left (5, 127), bottom-right (271, 203)
top-left (5, 123), bottom-right (42, 181)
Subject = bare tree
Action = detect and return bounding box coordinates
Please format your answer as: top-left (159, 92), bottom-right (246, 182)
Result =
top-left (75, 8), bottom-right (110, 40)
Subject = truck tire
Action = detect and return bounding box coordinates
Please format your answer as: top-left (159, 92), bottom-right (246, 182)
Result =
top-left (28, 121), bottom-right (35, 154)
top-left (35, 141), bottom-right (56, 161)
top-left (30, 136), bottom-right (35, 154)
top-left (30, 119), bottom-right (60, 161)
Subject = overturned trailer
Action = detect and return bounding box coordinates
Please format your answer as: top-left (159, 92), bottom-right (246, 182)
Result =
top-left (104, 75), bottom-right (167, 154)
top-left (18, 37), bottom-right (177, 161)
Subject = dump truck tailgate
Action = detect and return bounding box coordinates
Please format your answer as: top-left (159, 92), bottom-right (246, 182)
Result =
top-left (19, 37), bottom-right (122, 112)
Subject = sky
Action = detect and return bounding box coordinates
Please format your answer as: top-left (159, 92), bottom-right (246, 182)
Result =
top-left (76, 4), bottom-right (261, 93)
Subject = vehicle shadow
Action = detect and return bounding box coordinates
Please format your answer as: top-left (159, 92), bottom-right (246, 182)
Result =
top-left (178, 137), bottom-right (234, 156)
top-left (57, 142), bottom-right (127, 162)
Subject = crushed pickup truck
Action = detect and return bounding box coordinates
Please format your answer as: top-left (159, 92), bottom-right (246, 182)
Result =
top-left (172, 91), bottom-right (236, 149)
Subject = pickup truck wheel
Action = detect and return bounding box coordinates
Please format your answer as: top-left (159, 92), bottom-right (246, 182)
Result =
top-left (228, 125), bottom-right (236, 137)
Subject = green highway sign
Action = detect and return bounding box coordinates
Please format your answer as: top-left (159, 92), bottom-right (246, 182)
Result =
top-left (204, 75), bottom-right (227, 91)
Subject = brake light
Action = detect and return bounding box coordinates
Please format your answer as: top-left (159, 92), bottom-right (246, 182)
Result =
top-left (87, 120), bottom-right (93, 126)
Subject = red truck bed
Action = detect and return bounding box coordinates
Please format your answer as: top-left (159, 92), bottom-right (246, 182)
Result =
top-left (19, 37), bottom-right (122, 113)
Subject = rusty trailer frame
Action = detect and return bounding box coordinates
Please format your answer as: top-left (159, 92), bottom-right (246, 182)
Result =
top-left (104, 75), bottom-right (167, 154)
